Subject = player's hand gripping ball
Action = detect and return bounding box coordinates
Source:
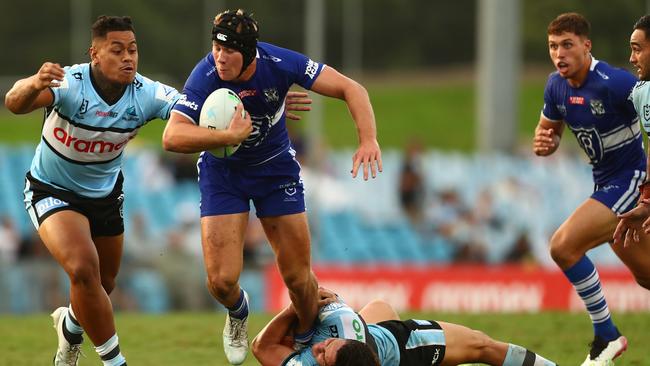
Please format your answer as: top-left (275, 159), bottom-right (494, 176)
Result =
top-left (199, 88), bottom-right (244, 157)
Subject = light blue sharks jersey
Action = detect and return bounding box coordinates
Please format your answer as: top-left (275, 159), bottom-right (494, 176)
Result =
top-left (30, 63), bottom-right (181, 198)
top-left (631, 80), bottom-right (650, 133)
top-left (367, 324), bottom-right (400, 366)
top-left (282, 301), bottom-right (368, 366)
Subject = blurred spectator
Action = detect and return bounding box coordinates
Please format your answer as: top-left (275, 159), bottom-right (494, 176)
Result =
top-left (167, 152), bottom-right (198, 183)
top-left (0, 216), bottom-right (20, 264)
top-left (399, 139), bottom-right (425, 225)
top-left (504, 232), bottom-right (537, 265)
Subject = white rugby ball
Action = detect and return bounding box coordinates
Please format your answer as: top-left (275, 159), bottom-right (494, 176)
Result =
top-left (198, 88), bottom-right (244, 157)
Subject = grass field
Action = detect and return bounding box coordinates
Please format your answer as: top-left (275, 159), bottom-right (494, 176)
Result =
top-left (0, 79), bottom-right (547, 151)
top-left (2, 311), bottom-right (649, 365)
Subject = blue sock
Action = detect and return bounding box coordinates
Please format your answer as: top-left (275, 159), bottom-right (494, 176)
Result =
top-left (564, 256), bottom-right (618, 340)
top-left (227, 289), bottom-right (249, 320)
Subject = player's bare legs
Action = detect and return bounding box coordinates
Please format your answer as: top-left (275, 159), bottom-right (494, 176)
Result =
top-left (40, 210), bottom-right (126, 365)
top-left (359, 300), bottom-right (556, 365)
top-left (549, 198), bottom-right (627, 364)
top-left (201, 213), bottom-right (250, 365)
top-left (358, 299), bottom-right (400, 323)
top-left (260, 212), bottom-right (319, 341)
top-left (94, 235), bottom-right (124, 295)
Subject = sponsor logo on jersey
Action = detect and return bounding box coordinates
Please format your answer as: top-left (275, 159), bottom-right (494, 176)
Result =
top-left (262, 54), bottom-right (282, 62)
top-left (556, 104), bottom-right (567, 116)
top-left (132, 78), bottom-right (143, 90)
top-left (35, 197), bottom-right (69, 217)
top-left (569, 96), bottom-right (585, 105)
top-left (78, 99), bottom-right (89, 115)
top-left (96, 110), bottom-right (118, 118)
top-left (305, 59), bottom-right (319, 79)
top-left (239, 89), bottom-right (257, 99)
top-left (72, 72), bottom-right (83, 80)
top-left (644, 104), bottom-right (650, 122)
top-left (285, 358), bottom-right (303, 366)
top-left (596, 69), bottom-right (610, 80)
top-left (590, 99), bottom-right (605, 117)
top-left (53, 127), bottom-right (133, 153)
top-left (600, 184), bottom-right (619, 193)
top-left (123, 106), bottom-right (139, 121)
top-left (177, 95), bottom-right (199, 111)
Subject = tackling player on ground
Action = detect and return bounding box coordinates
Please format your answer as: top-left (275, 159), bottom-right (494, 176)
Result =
top-left (162, 9), bottom-right (382, 365)
top-left (533, 12), bottom-right (650, 366)
top-left (4, 16), bottom-right (183, 366)
top-left (251, 287), bottom-right (557, 366)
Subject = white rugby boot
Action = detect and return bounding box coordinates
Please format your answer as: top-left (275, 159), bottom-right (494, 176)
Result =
top-left (580, 334), bottom-right (628, 366)
top-left (52, 307), bottom-right (83, 366)
top-left (222, 312), bottom-right (249, 365)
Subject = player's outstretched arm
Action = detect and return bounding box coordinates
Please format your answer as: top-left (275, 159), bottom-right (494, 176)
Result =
top-left (162, 104), bottom-right (252, 153)
top-left (4, 62), bottom-right (63, 114)
top-left (533, 117), bottom-right (563, 156)
top-left (310, 66), bottom-right (382, 181)
top-left (251, 305), bottom-right (298, 366)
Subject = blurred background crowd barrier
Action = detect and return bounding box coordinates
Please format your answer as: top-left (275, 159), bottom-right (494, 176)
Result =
top-left (3, 0), bottom-right (650, 313)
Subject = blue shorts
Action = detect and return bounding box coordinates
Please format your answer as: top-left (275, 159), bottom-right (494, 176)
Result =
top-left (593, 169), bottom-right (646, 215)
top-left (198, 149), bottom-right (305, 218)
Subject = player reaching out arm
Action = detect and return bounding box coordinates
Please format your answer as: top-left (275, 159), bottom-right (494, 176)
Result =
top-left (4, 16), bottom-right (183, 366)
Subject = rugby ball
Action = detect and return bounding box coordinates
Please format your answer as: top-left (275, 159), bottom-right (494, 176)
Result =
top-left (198, 88), bottom-right (244, 157)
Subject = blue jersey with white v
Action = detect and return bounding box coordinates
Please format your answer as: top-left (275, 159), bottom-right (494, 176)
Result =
top-left (282, 301), bottom-right (368, 366)
top-left (172, 42), bottom-right (325, 165)
top-left (542, 57), bottom-right (645, 184)
top-left (30, 63), bottom-right (180, 198)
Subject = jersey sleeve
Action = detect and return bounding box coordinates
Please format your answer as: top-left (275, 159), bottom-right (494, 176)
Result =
top-left (542, 77), bottom-right (562, 122)
top-left (50, 65), bottom-right (75, 107)
top-left (608, 68), bottom-right (638, 117)
top-left (150, 81), bottom-right (181, 120)
top-left (172, 62), bottom-right (210, 124)
top-left (272, 45), bottom-right (325, 90)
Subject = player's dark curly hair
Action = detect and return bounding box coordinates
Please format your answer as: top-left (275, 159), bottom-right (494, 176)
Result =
top-left (633, 15), bottom-right (650, 40)
top-left (547, 12), bottom-right (590, 38)
top-left (92, 15), bottom-right (135, 39)
top-left (334, 340), bottom-right (380, 366)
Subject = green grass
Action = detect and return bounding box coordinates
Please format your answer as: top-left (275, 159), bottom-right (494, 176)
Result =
top-left (0, 79), bottom-right (547, 151)
top-left (2, 311), bottom-right (649, 365)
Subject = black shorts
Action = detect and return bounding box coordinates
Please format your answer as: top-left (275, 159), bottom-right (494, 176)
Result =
top-left (24, 172), bottom-right (125, 237)
top-left (377, 319), bottom-right (446, 366)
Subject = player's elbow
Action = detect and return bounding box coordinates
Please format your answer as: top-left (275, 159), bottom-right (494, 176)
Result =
top-left (4, 94), bottom-right (26, 114)
top-left (162, 126), bottom-right (183, 152)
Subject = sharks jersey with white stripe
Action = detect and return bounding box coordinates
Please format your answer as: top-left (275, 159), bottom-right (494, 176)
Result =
top-left (173, 42), bottom-right (325, 166)
top-left (282, 301), bottom-right (368, 366)
top-left (30, 63), bottom-right (181, 198)
top-left (631, 80), bottom-right (650, 133)
top-left (542, 57), bottom-right (645, 184)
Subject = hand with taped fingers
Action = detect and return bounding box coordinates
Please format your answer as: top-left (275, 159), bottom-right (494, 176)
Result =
top-left (33, 62), bottom-right (65, 90)
top-left (351, 138), bottom-right (382, 180)
top-left (284, 91), bottom-right (312, 121)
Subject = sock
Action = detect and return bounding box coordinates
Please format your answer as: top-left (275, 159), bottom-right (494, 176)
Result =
top-left (294, 327), bottom-right (315, 345)
top-left (564, 256), bottom-right (618, 340)
top-left (503, 344), bottom-right (556, 366)
top-left (227, 289), bottom-right (249, 320)
top-left (95, 334), bottom-right (126, 366)
top-left (63, 305), bottom-right (84, 345)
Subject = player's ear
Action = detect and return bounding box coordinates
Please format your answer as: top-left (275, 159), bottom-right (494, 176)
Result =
top-left (584, 38), bottom-right (592, 53)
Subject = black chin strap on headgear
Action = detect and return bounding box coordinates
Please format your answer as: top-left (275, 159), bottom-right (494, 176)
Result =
top-left (211, 10), bottom-right (259, 77)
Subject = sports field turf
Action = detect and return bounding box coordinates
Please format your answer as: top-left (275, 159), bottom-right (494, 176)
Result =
top-left (2, 311), bottom-right (648, 365)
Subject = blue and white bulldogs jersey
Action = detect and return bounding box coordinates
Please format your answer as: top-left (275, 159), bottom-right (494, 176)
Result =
top-left (173, 42), bottom-right (325, 165)
top-left (542, 57), bottom-right (645, 184)
top-left (30, 63), bottom-right (180, 198)
top-left (282, 301), bottom-right (367, 366)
